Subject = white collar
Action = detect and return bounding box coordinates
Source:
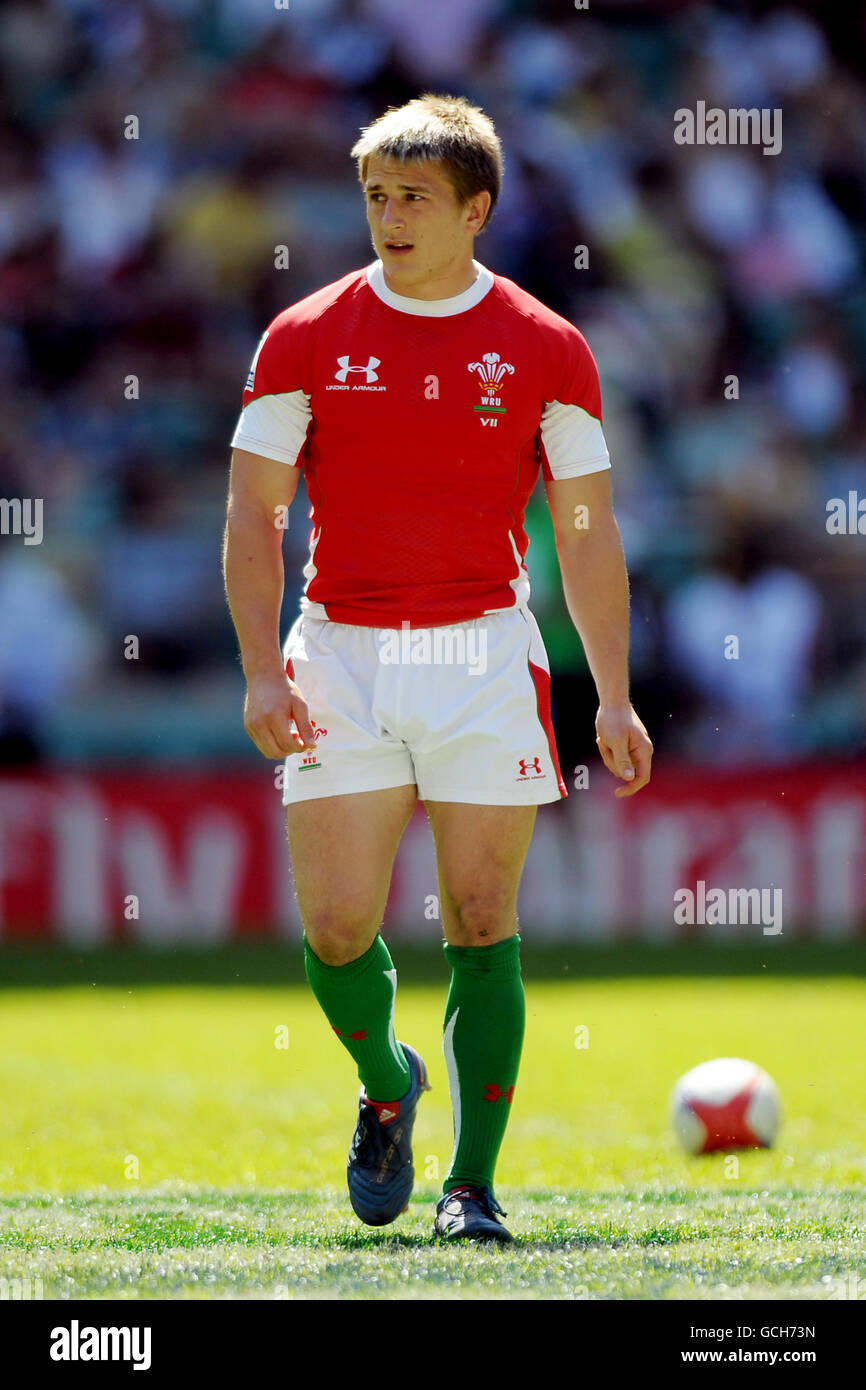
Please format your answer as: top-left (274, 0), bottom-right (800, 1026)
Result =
top-left (366, 259), bottom-right (494, 316)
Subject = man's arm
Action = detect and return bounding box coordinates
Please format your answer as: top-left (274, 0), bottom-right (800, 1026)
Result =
top-left (223, 447), bottom-right (317, 758)
top-left (544, 468), bottom-right (653, 797)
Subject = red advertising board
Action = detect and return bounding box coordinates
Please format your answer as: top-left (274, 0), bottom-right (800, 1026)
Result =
top-left (0, 763), bottom-right (863, 942)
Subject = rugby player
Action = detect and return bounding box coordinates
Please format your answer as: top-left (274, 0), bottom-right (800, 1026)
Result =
top-left (223, 94), bottom-right (653, 1243)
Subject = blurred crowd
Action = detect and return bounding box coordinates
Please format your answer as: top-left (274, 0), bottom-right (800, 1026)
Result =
top-left (0, 0), bottom-right (864, 769)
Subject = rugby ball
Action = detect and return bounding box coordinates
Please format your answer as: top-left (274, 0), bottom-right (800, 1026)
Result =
top-left (671, 1057), bottom-right (781, 1154)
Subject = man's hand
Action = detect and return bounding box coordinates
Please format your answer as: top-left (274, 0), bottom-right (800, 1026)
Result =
top-left (595, 703), bottom-right (653, 798)
top-left (243, 671), bottom-right (317, 759)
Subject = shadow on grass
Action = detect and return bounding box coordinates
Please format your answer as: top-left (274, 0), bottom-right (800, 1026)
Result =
top-left (280, 1229), bottom-right (704, 1251)
top-left (1, 941), bottom-right (864, 989)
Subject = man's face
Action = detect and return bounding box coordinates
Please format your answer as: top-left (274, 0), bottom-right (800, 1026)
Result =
top-left (363, 157), bottom-right (489, 294)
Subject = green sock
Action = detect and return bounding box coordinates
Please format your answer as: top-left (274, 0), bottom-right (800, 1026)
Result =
top-left (441, 935), bottom-right (525, 1196)
top-left (303, 934), bottom-right (411, 1102)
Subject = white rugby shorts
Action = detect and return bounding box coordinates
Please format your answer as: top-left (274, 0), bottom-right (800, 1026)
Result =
top-left (279, 607), bottom-right (567, 806)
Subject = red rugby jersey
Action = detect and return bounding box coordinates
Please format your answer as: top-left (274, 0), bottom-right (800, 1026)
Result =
top-left (231, 259), bottom-right (610, 627)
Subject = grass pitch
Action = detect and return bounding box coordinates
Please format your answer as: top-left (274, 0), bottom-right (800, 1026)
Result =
top-left (0, 945), bottom-right (864, 1300)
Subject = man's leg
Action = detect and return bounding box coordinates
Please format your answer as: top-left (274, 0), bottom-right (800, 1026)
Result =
top-left (288, 784), bottom-right (417, 1101)
top-left (424, 802), bottom-right (535, 1199)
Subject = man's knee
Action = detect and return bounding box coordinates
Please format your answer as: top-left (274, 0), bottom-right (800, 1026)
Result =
top-left (303, 902), bottom-right (380, 965)
top-left (445, 888), bottom-right (516, 947)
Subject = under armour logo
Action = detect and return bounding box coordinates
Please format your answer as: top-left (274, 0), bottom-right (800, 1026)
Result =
top-left (484, 1083), bottom-right (515, 1104)
top-left (518, 757), bottom-right (542, 777)
top-left (335, 355), bottom-right (380, 383)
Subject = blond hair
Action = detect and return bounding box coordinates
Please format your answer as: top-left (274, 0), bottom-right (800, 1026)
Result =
top-left (351, 93), bottom-right (504, 231)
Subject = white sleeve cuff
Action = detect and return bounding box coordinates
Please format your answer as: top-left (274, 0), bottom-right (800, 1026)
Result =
top-left (230, 390), bottom-right (311, 466)
top-left (541, 399), bottom-right (610, 478)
